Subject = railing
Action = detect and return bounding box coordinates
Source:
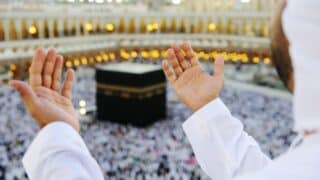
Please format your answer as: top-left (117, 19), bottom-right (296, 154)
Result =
top-left (0, 11), bottom-right (270, 41)
top-left (0, 34), bottom-right (270, 62)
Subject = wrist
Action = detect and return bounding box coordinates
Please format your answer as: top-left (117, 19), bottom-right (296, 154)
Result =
top-left (192, 95), bottom-right (219, 112)
top-left (38, 118), bottom-right (80, 133)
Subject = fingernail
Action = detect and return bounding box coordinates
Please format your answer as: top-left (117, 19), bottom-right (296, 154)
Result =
top-left (172, 46), bottom-right (179, 52)
top-left (37, 47), bottom-right (44, 52)
top-left (8, 81), bottom-right (17, 89)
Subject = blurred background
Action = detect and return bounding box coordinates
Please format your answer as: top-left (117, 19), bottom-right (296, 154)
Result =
top-left (0, 0), bottom-right (294, 179)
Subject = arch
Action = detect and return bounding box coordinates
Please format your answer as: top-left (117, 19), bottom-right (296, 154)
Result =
top-left (179, 18), bottom-right (186, 33)
top-left (197, 18), bottom-right (203, 33)
top-left (80, 20), bottom-right (85, 35)
top-left (70, 19), bottom-right (77, 36)
top-left (251, 19), bottom-right (258, 36)
top-left (216, 18), bottom-right (224, 34)
top-left (43, 19), bottom-right (50, 38)
top-left (63, 19), bottom-right (69, 36)
top-left (160, 19), bottom-right (167, 33)
top-left (118, 18), bottom-right (125, 33)
top-left (139, 18), bottom-right (147, 33)
top-left (21, 19), bottom-right (28, 39)
top-left (53, 19), bottom-right (59, 37)
top-left (9, 19), bottom-right (17, 40)
top-left (0, 20), bottom-right (4, 41)
top-left (246, 20), bottom-right (255, 36)
top-left (226, 19), bottom-right (235, 34)
top-left (85, 20), bottom-right (94, 34)
top-left (29, 20), bottom-right (39, 39)
top-left (259, 19), bottom-right (268, 37)
top-left (169, 19), bottom-right (176, 33)
top-left (147, 19), bottom-right (158, 33)
top-left (105, 22), bottom-right (115, 33)
top-left (190, 23), bottom-right (196, 34)
top-left (128, 18), bottom-right (135, 33)
top-left (241, 19), bottom-right (247, 35)
top-left (96, 21), bottom-right (103, 34)
top-left (207, 18), bottom-right (217, 33)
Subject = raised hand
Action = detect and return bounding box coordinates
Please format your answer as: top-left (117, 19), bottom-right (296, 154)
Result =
top-left (9, 48), bottom-right (80, 132)
top-left (162, 42), bottom-right (225, 112)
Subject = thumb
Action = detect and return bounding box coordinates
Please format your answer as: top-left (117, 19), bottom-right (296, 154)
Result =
top-left (9, 80), bottom-right (37, 107)
top-left (213, 56), bottom-right (225, 79)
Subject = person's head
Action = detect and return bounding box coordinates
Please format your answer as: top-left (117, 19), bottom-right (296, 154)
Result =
top-left (270, 0), bottom-right (294, 93)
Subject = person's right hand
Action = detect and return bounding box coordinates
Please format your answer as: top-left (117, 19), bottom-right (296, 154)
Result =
top-left (162, 42), bottom-right (225, 112)
top-left (9, 48), bottom-right (80, 132)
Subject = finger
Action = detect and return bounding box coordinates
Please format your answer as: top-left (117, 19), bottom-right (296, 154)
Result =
top-left (172, 43), bottom-right (185, 63)
top-left (167, 48), bottom-right (183, 77)
top-left (181, 42), bottom-right (199, 67)
top-left (42, 48), bottom-right (57, 88)
top-left (29, 48), bottom-right (46, 89)
top-left (172, 43), bottom-right (191, 70)
top-left (62, 68), bottom-right (75, 99)
top-left (162, 60), bottom-right (177, 84)
top-left (213, 56), bottom-right (225, 78)
top-left (9, 80), bottom-right (37, 108)
top-left (52, 55), bottom-right (64, 92)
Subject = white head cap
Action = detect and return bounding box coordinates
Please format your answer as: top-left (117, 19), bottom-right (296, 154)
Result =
top-left (282, 0), bottom-right (320, 132)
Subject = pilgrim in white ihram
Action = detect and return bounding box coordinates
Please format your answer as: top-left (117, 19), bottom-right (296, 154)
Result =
top-left (20, 0), bottom-right (320, 179)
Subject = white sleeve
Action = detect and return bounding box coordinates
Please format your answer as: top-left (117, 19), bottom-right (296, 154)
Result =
top-left (22, 122), bottom-right (104, 180)
top-left (183, 98), bottom-right (271, 180)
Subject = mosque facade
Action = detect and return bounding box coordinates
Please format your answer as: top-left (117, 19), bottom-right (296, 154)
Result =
top-left (0, 0), bottom-right (272, 81)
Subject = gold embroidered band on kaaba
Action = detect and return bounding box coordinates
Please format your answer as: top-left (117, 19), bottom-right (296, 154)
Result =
top-left (97, 83), bottom-right (166, 99)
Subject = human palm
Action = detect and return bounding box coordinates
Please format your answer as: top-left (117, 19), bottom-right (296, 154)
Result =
top-left (31, 86), bottom-right (78, 130)
top-left (162, 43), bottom-right (224, 111)
top-left (10, 48), bottom-right (79, 132)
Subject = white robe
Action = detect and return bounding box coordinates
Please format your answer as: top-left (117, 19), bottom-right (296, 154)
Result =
top-left (23, 0), bottom-right (320, 179)
top-left (183, 98), bottom-right (320, 180)
top-left (182, 0), bottom-right (320, 178)
top-left (23, 122), bottom-right (104, 180)
top-left (22, 99), bottom-right (320, 180)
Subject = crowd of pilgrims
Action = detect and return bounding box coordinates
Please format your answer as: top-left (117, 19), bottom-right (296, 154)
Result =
top-left (0, 67), bottom-right (295, 180)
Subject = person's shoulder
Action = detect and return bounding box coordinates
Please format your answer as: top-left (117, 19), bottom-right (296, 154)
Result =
top-left (237, 135), bottom-right (320, 180)
top-left (265, 135), bottom-right (320, 179)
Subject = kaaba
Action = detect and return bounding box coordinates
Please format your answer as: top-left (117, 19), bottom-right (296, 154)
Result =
top-left (96, 62), bottom-right (166, 127)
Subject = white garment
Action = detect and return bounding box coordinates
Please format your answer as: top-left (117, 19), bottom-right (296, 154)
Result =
top-left (183, 98), bottom-right (320, 180)
top-left (23, 122), bottom-right (104, 180)
top-left (182, 0), bottom-right (320, 179)
top-left (22, 1), bottom-right (320, 179)
top-left (282, 0), bottom-right (320, 132)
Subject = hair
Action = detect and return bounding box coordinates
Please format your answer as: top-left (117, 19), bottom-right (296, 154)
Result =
top-left (270, 0), bottom-right (294, 91)
top-left (271, 45), bottom-right (293, 90)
